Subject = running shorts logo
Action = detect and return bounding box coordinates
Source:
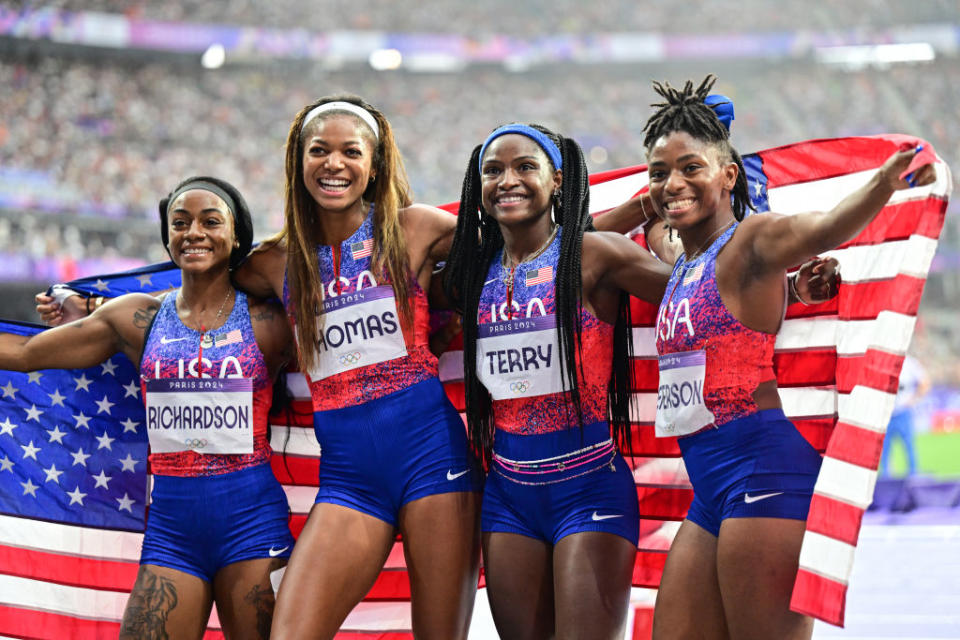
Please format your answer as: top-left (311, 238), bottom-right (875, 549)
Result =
top-left (337, 351), bottom-right (363, 366)
top-left (184, 438), bottom-right (208, 449)
top-left (509, 380), bottom-right (531, 393)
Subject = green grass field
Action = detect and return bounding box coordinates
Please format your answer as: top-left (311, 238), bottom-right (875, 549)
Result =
top-left (883, 431), bottom-right (960, 478)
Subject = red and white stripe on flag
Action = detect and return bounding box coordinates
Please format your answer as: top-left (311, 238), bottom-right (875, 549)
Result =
top-left (351, 238), bottom-right (373, 260)
top-left (525, 266), bottom-right (553, 287)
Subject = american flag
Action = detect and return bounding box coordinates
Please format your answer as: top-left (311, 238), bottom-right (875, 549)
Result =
top-left (525, 266), bottom-right (553, 287)
top-left (213, 329), bottom-right (243, 348)
top-left (351, 238), bottom-right (374, 260)
top-left (0, 135), bottom-right (951, 638)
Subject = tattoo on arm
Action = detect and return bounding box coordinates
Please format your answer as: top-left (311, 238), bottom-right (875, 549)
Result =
top-left (251, 308), bottom-right (276, 322)
top-left (133, 305), bottom-right (159, 329)
top-left (119, 567), bottom-right (178, 639)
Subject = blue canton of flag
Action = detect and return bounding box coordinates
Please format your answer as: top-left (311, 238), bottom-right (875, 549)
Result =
top-left (59, 260), bottom-right (181, 298)
top-left (742, 152), bottom-right (770, 214)
top-left (0, 320), bottom-right (147, 531)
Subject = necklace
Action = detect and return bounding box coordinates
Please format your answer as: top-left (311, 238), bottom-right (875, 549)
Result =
top-left (501, 224), bottom-right (558, 320)
top-left (178, 288), bottom-right (233, 378)
top-left (683, 220), bottom-right (734, 263)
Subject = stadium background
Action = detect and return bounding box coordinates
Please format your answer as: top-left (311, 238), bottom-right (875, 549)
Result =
top-left (0, 1), bottom-right (958, 637)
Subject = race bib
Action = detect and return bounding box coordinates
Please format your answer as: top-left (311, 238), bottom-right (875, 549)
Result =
top-left (477, 315), bottom-right (563, 400)
top-left (655, 350), bottom-right (716, 438)
top-left (308, 285), bottom-right (407, 380)
top-left (145, 378), bottom-right (254, 454)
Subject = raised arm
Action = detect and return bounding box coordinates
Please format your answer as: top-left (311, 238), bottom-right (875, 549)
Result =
top-left (233, 237), bottom-right (288, 300)
top-left (1, 293), bottom-right (159, 372)
top-left (582, 231), bottom-right (673, 306)
top-left (741, 145), bottom-right (936, 273)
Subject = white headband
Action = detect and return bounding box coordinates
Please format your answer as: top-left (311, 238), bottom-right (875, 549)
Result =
top-left (301, 101), bottom-right (380, 139)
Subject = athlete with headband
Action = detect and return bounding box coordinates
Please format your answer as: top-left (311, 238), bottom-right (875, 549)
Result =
top-left (643, 76), bottom-right (936, 639)
top-left (1, 177), bottom-right (295, 639)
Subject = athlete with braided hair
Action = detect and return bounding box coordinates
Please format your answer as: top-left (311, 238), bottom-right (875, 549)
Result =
top-left (444, 123), bottom-right (672, 638)
top-left (643, 75), bottom-right (936, 639)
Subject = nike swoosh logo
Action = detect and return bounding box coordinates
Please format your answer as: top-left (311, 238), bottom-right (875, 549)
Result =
top-left (159, 337), bottom-right (189, 344)
top-left (743, 491), bottom-right (784, 504)
top-left (447, 469), bottom-right (469, 481)
top-left (591, 512), bottom-right (623, 521)
top-left (484, 279), bottom-right (497, 286)
top-left (268, 545), bottom-right (290, 557)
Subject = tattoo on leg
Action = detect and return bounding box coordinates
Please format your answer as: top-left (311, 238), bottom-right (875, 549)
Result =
top-left (120, 569), bottom-right (178, 639)
top-left (244, 583), bottom-right (276, 639)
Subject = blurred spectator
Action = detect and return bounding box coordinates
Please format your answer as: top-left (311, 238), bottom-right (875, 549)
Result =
top-left (880, 355), bottom-right (932, 477)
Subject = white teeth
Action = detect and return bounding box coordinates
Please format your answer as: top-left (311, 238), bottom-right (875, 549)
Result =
top-left (498, 195), bottom-right (526, 203)
top-left (183, 248), bottom-right (210, 254)
top-left (666, 198), bottom-right (695, 211)
top-left (319, 179), bottom-right (350, 190)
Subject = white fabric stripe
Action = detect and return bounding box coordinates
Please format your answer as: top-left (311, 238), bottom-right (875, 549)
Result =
top-left (587, 172), bottom-right (648, 214)
top-left (813, 457), bottom-right (878, 509)
top-left (342, 601), bottom-right (412, 631)
top-left (837, 386), bottom-right (896, 433)
top-left (269, 425), bottom-right (321, 457)
top-left (0, 574), bottom-right (126, 621)
top-left (0, 514), bottom-right (142, 562)
top-left (629, 392), bottom-right (657, 424)
top-left (438, 350), bottom-right (464, 383)
top-left (282, 485), bottom-right (317, 515)
top-left (766, 163), bottom-right (950, 215)
top-left (776, 312), bottom-right (917, 356)
top-left (778, 387), bottom-right (837, 418)
top-left (797, 530), bottom-right (856, 584)
top-left (632, 327), bottom-right (657, 357)
top-left (631, 457), bottom-right (688, 485)
top-left (822, 236), bottom-right (938, 283)
top-left (284, 371), bottom-right (310, 400)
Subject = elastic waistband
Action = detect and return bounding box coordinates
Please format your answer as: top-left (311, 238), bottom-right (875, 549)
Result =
top-left (152, 461), bottom-right (275, 489)
top-left (314, 377), bottom-right (447, 427)
top-left (678, 408), bottom-right (789, 447)
top-left (492, 422), bottom-right (616, 485)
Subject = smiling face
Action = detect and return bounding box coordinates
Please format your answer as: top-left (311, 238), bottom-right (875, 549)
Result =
top-left (167, 189), bottom-right (236, 273)
top-left (646, 130), bottom-right (738, 230)
top-left (480, 134), bottom-right (561, 229)
top-left (301, 114), bottom-right (377, 214)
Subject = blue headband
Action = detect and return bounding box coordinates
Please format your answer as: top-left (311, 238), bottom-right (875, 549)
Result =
top-left (478, 124), bottom-right (563, 173)
top-left (704, 94), bottom-right (734, 132)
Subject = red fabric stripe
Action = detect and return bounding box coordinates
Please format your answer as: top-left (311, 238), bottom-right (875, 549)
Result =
top-left (271, 454), bottom-right (320, 486)
top-left (635, 486), bottom-right (693, 521)
top-left (790, 569), bottom-right (847, 627)
top-left (588, 164), bottom-right (646, 185)
top-left (0, 606), bottom-right (226, 640)
top-left (836, 350), bottom-right (905, 394)
top-left (629, 426), bottom-right (681, 457)
top-left (805, 494), bottom-right (865, 547)
top-left (443, 381), bottom-right (466, 412)
top-left (839, 275), bottom-right (925, 319)
top-left (823, 423), bottom-right (886, 470)
top-left (0, 545), bottom-right (137, 592)
top-left (793, 417), bottom-right (836, 454)
top-left (630, 358), bottom-right (659, 392)
top-left (632, 605), bottom-right (655, 640)
top-left (833, 199), bottom-right (947, 249)
top-left (632, 550), bottom-right (668, 589)
top-left (774, 350), bottom-right (837, 387)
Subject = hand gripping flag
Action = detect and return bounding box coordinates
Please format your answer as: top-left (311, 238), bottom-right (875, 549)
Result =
top-left (0, 135), bottom-right (951, 638)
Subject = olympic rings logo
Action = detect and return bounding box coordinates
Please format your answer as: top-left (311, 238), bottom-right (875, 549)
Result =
top-left (184, 438), bottom-right (208, 449)
top-left (510, 380), bottom-right (531, 393)
top-left (338, 351), bottom-right (362, 365)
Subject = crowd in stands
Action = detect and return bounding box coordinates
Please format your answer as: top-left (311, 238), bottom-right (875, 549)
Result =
top-left (35, 0), bottom-right (960, 34)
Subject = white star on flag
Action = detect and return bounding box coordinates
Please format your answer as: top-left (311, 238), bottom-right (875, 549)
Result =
top-left (95, 396), bottom-right (115, 415)
top-left (0, 455), bottom-right (13, 472)
top-left (100, 361), bottom-right (118, 376)
top-left (137, 274), bottom-right (152, 287)
top-left (0, 381), bottom-right (17, 399)
top-left (47, 388), bottom-right (67, 407)
top-left (70, 448), bottom-right (91, 467)
top-left (120, 418), bottom-right (139, 433)
top-left (47, 426), bottom-right (67, 444)
top-left (20, 441), bottom-right (40, 460)
top-left (0, 417), bottom-right (16, 436)
top-left (92, 470), bottom-right (111, 489)
top-left (27, 372), bottom-right (42, 384)
top-left (67, 486), bottom-right (87, 506)
top-left (95, 432), bottom-right (115, 451)
top-left (122, 380), bottom-right (140, 398)
top-left (24, 405), bottom-right (43, 422)
top-left (73, 412), bottom-right (91, 429)
top-left (20, 478), bottom-right (39, 497)
top-left (119, 453), bottom-right (138, 472)
top-left (116, 493), bottom-right (135, 512)
top-left (73, 374), bottom-right (93, 392)
top-left (93, 279), bottom-right (109, 292)
top-left (43, 464), bottom-right (63, 484)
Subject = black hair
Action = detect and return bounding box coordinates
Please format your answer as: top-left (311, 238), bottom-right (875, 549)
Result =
top-left (158, 175), bottom-right (254, 270)
top-left (642, 75), bottom-right (755, 221)
top-left (444, 124), bottom-right (635, 463)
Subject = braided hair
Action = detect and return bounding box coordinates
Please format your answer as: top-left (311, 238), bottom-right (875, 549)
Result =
top-left (444, 124), bottom-right (635, 463)
top-left (642, 75), bottom-right (754, 220)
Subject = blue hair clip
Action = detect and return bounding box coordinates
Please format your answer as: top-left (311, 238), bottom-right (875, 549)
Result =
top-left (479, 124), bottom-right (563, 173)
top-left (705, 94), bottom-right (734, 133)
top-left (906, 144), bottom-right (925, 187)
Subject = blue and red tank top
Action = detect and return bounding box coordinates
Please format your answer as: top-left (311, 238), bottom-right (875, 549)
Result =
top-left (476, 228), bottom-right (613, 435)
top-left (655, 223), bottom-right (776, 433)
top-left (140, 289), bottom-right (274, 476)
top-left (282, 209), bottom-right (437, 412)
